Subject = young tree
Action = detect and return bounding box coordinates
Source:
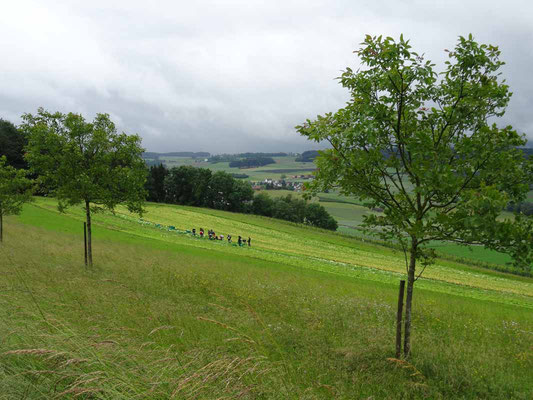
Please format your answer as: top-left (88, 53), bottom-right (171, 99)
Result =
top-left (297, 35), bottom-right (533, 356)
top-left (0, 156), bottom-right (33, 241)
top-left (22, 109), bottom-right (147, 266)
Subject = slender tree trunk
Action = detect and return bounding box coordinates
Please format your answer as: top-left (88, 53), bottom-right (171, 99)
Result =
top-left (0, 211), bottom-right (3, 242)
top-left (403, 238), bottom-right (417, 357)
top-left (85, 201), bottom-right (92, 266)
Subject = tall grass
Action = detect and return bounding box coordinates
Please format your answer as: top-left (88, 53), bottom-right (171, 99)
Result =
top-left (1, 211), bottom-right (532, 398)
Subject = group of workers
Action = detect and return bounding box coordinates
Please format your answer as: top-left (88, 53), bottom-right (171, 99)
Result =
top-left (191, 228), bottom-right (251, 247)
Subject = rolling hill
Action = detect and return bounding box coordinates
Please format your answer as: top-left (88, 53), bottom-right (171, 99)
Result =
top-left (1, 197), bottom-right (532, 398)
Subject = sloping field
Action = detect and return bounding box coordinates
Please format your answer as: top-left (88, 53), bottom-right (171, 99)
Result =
top-left (258, 190), bottom-right (517, 265)
top-left (1, 197), bottom-right (532, 399)
top-left (21, 198), bottom-right (533, 307)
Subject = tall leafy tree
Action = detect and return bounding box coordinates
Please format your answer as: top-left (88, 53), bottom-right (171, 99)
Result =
top-left (165, 166), bottom-right (213, 206)
top-left (252, 192), bottom-right (275, 217)
top-left (228, 179), bottom-right (254, 212)
top-left (146, 163), bottom-right (169, 202)
top-left (297, 35), bottom-right (533, 356)
top-left (166, 166), bottom-right (205, 205)
top-left (0, 156), bottom-right (33, 241)
top-left (271, 194), bottom-right (307, 223)
top-left (192, 168), bottom-right (213, 206)
top-left (205, 171), bottom-right (253, 212)
top-left (22, 109), bottom-right (146, 266)
top-left (304, 203), bottom-right (338, 230)
top-left (0, 119), bottom-right (27, 169)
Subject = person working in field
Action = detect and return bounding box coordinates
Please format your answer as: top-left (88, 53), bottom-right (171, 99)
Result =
top-left (247, 237), bottom-right (251, 247)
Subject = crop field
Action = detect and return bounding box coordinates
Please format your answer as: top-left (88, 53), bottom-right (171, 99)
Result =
top-left (1, 197), bottom-right (532, 398)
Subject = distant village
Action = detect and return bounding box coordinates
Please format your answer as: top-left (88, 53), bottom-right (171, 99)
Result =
top-left (251, 174), bottom-right (313, 191)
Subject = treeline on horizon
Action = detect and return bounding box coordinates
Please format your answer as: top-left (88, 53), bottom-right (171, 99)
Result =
top-left (143, 151), bottom-right (211, 159)
top-left (295, 150), bottom-right (320, 162)
top-left (143, 151), bottom-right (210, 166)
top-left (143, 149), bottom-right (327, 167)
top-left (146, 164), bottom-right (338, 230)
top-left (143, 152), bottom-right (289, 168)
top-left (228, 157), bottom-right (276, 168)
top-left (208, 152), bottom-right (288, 164)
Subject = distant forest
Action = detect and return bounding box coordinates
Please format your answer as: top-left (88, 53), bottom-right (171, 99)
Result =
top-left (143, 151), bottom-right (210, 159)
top-left (296, 150), bottom-right (320, 162)
top-left (142, 148), bottom-right (532, 166)
top-left (229, 157), bottom-right (276, 168)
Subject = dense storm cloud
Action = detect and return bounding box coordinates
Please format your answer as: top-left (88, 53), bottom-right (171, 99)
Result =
top-left (1, 0), bottom-right (532, 153)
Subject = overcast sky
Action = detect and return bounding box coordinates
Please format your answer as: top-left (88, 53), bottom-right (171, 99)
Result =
top-left (1, 0), bottom-right (532, 153)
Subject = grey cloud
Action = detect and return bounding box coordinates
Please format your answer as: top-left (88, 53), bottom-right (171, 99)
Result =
top-left (1, 0), bottom-right (531, 153)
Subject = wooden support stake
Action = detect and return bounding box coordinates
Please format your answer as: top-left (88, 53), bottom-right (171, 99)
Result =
top-left (84, 222), bottom-right (88, 267)
top-left (396, 280), bottom-right (405, 358)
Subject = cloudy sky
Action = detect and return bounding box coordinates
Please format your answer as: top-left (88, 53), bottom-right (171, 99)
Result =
top-left (1, 0), bottom-right (532, 153)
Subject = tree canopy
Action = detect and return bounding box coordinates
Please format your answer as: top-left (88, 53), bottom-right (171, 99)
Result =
top-left (146, 163), bottom-right (169, 203)
top-left (22, 109), bottom-right (147, 266)
top-left (165, 165), bottom-right (212, 206)
top-left (0, 119), bottom-right (27, 169)
top-left (297, 34), bottom-right (533, 356)
top-left (0, 156), bottom-right (33, 241)
top-left (228, 157), bottom-right (276, 169)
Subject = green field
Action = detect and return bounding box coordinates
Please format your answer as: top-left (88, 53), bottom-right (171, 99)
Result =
top-left (154, 155), bottom-right (316, 182)
top-left (262, 190), bottom-right (516, 267)
top-left (0, 197), bottom-right (532, 398)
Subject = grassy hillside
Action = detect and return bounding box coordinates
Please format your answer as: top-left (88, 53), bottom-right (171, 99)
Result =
top-left (260, 190), bottom-right (517, 267)
top-left (1, 198), bottom-right (532, 398)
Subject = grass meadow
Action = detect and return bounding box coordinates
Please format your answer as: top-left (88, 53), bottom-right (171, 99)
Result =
top-left (0, 198), bottom-right (532, 398)
top-left (261, 190), bottom-right (517, 268)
